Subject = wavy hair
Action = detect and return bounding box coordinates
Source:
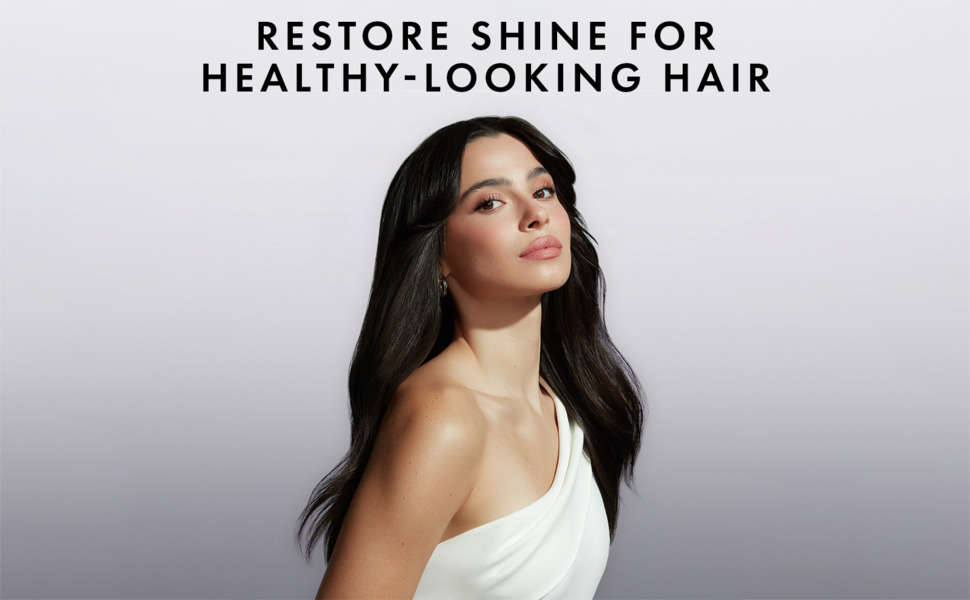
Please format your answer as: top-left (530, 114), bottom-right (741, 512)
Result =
top-left (298, 116), bottom-right (643, 561)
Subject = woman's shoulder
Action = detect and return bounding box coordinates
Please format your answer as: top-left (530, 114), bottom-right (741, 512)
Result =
top-left (320, 364), bottom-right (488, 597)
top-left (369, 356), bottom-right (486, 477)
top-left (384, 364), bottom-right (487, 451)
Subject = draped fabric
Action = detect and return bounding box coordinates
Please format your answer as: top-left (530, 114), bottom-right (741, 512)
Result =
top-left (413, 384), bottom-right (610, 599)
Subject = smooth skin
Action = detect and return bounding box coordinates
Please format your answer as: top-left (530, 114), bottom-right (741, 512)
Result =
top-left (318, 134), bottom-right (572, 599)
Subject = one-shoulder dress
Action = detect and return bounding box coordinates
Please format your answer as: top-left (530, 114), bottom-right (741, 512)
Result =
top-left (413, 383), bottom-right (610, 599)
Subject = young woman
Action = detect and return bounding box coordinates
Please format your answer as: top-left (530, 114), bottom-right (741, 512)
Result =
top-left (298, 116), bottom-right (643, 598)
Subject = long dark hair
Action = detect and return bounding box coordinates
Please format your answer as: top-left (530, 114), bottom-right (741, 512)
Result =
top-left (298, 116), bottom-right (643, 561)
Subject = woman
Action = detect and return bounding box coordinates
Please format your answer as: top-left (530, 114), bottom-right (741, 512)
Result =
top-left (298, 116), bottom-right (643, 598)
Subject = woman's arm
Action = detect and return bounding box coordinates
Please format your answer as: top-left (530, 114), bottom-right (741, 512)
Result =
top-left (317, 385), bottom-right (484, 599)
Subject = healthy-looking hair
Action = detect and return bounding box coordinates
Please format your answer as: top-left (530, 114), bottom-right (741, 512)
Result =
top-left (298, 116), bottom-right (643, 561)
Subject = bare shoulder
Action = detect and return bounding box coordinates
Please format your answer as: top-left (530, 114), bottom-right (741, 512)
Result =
top-left (375, 370), bottom-right (487, 476)
top-left (319, 370), bottom-right (488, 597)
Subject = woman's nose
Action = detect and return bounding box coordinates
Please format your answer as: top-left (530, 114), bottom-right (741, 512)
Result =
top-left (521, 197), bottom-right (549, 230)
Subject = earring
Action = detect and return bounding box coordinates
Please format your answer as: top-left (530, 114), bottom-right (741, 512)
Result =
top-left (438, 277), bottom-right (448, 297)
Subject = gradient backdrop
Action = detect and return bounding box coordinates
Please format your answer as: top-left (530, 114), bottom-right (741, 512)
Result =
top-left (2, 1), bottom-right (968, 598)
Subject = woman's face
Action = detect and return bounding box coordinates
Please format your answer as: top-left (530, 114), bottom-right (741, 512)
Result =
top-left (441, 133), bottom-right (571, 300)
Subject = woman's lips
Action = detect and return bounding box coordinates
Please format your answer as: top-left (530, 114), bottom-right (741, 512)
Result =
top-left (520, 235), bottom-right (563, 260)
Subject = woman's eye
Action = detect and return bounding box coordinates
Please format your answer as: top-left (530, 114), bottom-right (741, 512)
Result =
top-left (534, 187), bottom-right (556, 199)
top-left (475, 197), bottom-right (503, 212)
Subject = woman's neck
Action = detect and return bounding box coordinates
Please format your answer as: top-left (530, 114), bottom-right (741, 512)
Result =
top-left (449, 295), bottom-right (545, 406)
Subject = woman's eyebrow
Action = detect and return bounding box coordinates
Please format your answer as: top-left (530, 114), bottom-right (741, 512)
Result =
top-left (458, 166), bottom-right (551, 203)
top-left (527, 166), bottom-right (550, 180)
top-left (458, 177), bottom-right (511, 204)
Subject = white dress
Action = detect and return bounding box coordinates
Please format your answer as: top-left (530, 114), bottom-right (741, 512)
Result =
top-left (413, 385), bottom-right (610, 599)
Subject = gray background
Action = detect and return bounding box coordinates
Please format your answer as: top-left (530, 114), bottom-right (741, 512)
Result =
top-left (2, 1), bottom-right (968, 599)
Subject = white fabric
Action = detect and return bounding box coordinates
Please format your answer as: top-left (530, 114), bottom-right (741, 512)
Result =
top-left (413, 385), bottom-right (610, 599)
